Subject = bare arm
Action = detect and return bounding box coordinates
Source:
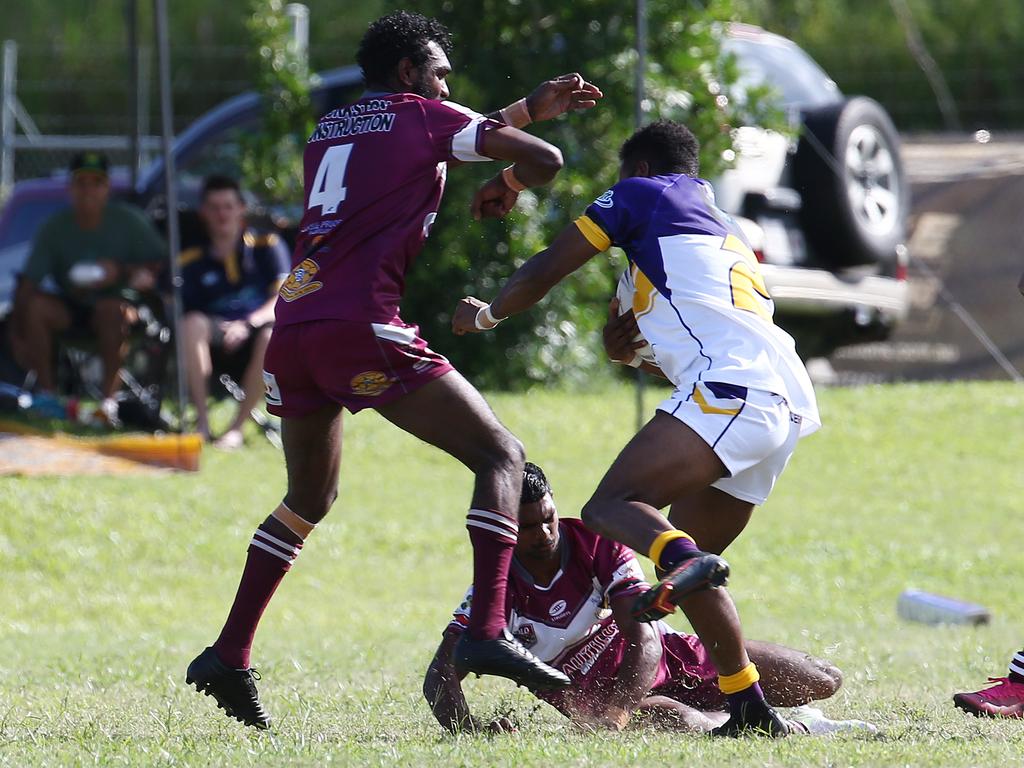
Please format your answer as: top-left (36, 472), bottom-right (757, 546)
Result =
top-left (246, 279), bottom-right (284, 329)
top-left (467, 126), bottom-right (564, 220)
top-left (486, 73), bottom-right (603, 126)
top-left (423, 628), bottom-right (476, 733)
top-left (423, 628), bottom-right (516, 734)
top-left (599, 594), bottom-right (662, 728)
top-left (11, 277), bottom-right (36, 337)
top-left (451, 224), bottom-right (599, 334)
top-left (601, 297), bottom-right (669, 379)
top-left (633, 695), bottom-right (723, 732)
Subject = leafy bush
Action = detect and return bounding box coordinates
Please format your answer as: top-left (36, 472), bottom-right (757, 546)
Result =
top-left (397, 0), bottom-right (785, 388)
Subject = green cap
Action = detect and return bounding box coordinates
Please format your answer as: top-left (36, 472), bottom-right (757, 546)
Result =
top-left (69, 152), bottom-right (109, 177)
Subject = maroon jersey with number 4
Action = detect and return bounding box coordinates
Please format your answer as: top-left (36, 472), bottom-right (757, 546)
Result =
top-left (275, 93), bottom-right (500, 327)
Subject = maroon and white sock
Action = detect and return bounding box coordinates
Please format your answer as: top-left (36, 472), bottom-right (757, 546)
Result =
top-left (1009, 649), bottom-right (1024, 683)
top-left (212, 525), bottom-right (303, 669)
top-left (465, 508), bottom-right (518, 641)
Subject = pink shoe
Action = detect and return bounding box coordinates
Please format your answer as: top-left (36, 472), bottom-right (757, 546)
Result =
top-left (953, 677), bottom-right (1024, 719)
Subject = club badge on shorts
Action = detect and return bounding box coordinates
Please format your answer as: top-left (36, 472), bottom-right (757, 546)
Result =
top-left (350, 371), bottom-right (394, 397)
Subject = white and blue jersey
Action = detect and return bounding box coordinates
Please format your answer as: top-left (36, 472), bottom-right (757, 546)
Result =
top-left (576, 174), bottom-right (819, 433)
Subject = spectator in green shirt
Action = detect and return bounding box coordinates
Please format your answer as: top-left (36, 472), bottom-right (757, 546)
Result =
top-left (11, 152), bottom-right (166, 418)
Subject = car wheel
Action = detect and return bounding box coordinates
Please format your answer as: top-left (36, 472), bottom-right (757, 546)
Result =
top-left (794, 97), bottom-right (908, 268)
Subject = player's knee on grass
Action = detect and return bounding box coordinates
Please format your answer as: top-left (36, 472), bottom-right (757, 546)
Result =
top-left (774, 656), bottom-right (842, 706)
top-left (813, 658), bottom-right (843, 698)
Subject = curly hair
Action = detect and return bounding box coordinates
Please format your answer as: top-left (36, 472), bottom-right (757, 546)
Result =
top-left (521, 462), bottom-right (552, 505)
top-left (356, 11), bottom-right (453, 87)
top-left (620, 119), bottom-right (701, 177)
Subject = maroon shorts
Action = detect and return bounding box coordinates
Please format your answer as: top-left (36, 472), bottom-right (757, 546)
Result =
top-left (650, 630), bottom-right (726, 711)
top-left (538, 628), bottom-right (723, 718)
top-left (262, 319), bottom-right (453, 417)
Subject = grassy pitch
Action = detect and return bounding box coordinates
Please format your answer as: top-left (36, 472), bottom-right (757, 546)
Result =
top-left (2, 381), bottom-right (1023, 766)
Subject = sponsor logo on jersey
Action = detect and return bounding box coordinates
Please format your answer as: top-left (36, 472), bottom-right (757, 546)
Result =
top-left (350, 371), bottom-right (395, 397)
top-left (593, 190), bottom-right (614, 209)
top-left (549, 599), bottom-right (569, 619)
top-left (279, 258), bottom-right (324, 302)
top-left (513, 622), bottom-right (537, 648)
top-left (560, 623), bottom-right (619, 678)
top-left (309, 111), bottom-right (396, 143)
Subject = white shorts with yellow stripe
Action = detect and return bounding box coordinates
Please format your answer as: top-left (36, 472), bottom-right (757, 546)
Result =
top-left (657, 380), bottom-right (802, 506)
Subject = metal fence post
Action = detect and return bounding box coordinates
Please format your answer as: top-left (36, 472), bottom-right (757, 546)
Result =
top-left (633, 1), bottom-right (647, 432)
top-left (285, 3), bottom-right (309, 72)
top-left (154, 0), bottom-right (188, 431)
top-left (1, 40), bottom-right (17, 203)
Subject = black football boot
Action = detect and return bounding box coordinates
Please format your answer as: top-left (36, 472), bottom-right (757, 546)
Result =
top-left (453, 629), bottom-right (571, 691)
top-left (632, 553), bottom-right (730, 622)
top-left (186, 647), bottom-right (271, 730)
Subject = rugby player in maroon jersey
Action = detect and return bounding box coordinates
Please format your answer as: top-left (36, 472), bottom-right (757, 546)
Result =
top-left (425, 464), bottom-right (873, 735)
top-left (186, 11), bottom-right (603, 729)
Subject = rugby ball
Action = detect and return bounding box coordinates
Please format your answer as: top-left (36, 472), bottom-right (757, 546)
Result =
top-left (614, 268), bottom-right (656, 366)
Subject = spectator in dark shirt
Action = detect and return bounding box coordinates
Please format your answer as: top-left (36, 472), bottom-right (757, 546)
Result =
top-left (179, 175), bottom-right (289, 447)
top-left (12, 152), bottom-right (165, 423)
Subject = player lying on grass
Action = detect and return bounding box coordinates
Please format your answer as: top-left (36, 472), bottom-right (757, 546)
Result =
top-left (186, 11), bottom-right (605, 729)
top-left (425, 463), bottom-right (874, 735)
top-left (452, 120), bottom-right (821, 736)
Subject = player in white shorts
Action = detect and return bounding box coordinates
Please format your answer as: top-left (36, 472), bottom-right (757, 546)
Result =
top-left (608, 257), bottom-right (816, 514)
top-left (452, 119), bottom-right (819, 736)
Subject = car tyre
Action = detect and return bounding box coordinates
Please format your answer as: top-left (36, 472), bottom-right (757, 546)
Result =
top-left (794, 97), bottom-right (908, 268)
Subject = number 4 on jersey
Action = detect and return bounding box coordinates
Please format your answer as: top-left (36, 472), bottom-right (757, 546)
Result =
top-left (308, 144), bottom-right (353, 215)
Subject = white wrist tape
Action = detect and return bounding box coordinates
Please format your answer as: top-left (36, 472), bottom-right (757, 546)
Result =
top-left (474, 304), bottom-right (504, 330)
top-left (501, 165), bottom-right (527, 193)
top-left (499, 98), bottom-right (532, 128)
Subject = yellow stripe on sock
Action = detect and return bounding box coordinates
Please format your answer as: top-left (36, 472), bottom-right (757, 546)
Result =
top-left (648, 529), bottom-right (695, 567)
top-left (719, 663), bottom-right (761, 694)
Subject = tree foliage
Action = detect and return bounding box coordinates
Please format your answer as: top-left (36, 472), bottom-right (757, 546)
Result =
top-left (241, 0), bottom-right (315, 210)
top-left (393, 0), bottom-right (783, 388)
top-left (737, 0), bottom-right (1024, 129)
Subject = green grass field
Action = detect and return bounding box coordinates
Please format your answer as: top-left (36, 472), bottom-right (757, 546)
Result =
top-left (2, 381), bottom-right (1023, 766)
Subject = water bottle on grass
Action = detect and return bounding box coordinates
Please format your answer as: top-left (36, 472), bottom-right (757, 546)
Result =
top-left (897, 589), bottom-right (991, 625)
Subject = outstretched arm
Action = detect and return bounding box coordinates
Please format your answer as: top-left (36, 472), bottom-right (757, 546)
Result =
top-left (488, 73), bottom-right (603, 127)
top-left (451, 223), bottom-right (600, 334)
top-left (633, 695), bottom-right (726, 732)
top-left (423, 628), bottom-right (516, 734)
top-left (569, 595), bottom-right (661, 732)
top-left (598, 594), bottom-right (663, 729)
